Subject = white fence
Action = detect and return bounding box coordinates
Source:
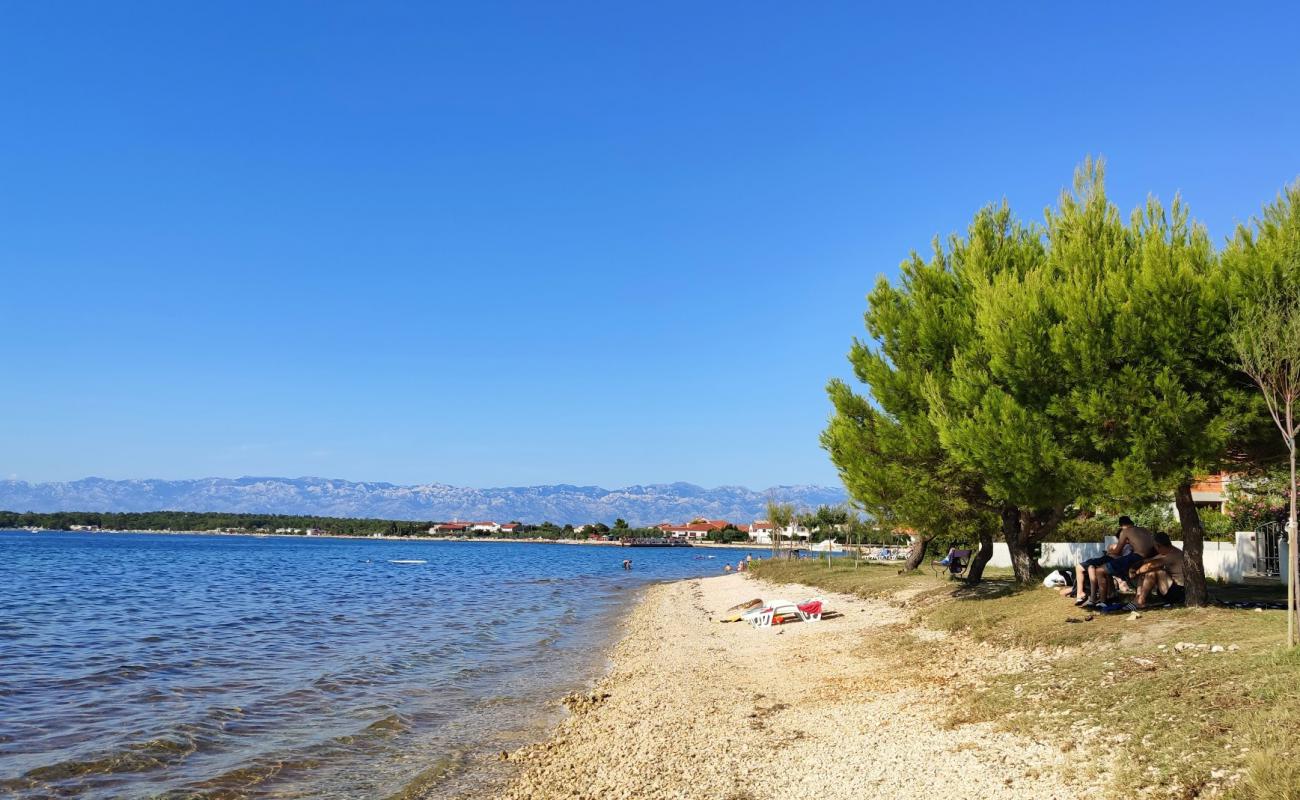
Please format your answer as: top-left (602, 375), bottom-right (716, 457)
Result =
top-left (1038, 532), bottom-right (1281, 584)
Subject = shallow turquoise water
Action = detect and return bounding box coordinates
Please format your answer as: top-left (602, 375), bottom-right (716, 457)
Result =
top-left (0, 531), bottom-right (763, 798)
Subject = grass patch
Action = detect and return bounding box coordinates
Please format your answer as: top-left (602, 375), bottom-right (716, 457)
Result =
top-left (750, 556), bottom-right (1299, 798)
top-left (920, 583), bottom-right (1143, 649)
top-left (965, 613), bottom-right (1299, 798)
top-left (749, 558), bottom-right (956, 602)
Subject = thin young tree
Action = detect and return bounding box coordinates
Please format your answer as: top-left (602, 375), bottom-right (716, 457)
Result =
top-left (1232, 294), bottom-right (1300, 646)
top-left (766, 499), bottom-right (795, 559)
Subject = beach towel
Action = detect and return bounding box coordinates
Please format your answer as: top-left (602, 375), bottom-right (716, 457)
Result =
top-left (797, 600), bottom-right (823, 617)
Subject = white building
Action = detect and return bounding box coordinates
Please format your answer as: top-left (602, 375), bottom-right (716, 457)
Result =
top-left (470, 521), bottom-right (501, 533)
top-left (747, 520), bottom-right (811, 545)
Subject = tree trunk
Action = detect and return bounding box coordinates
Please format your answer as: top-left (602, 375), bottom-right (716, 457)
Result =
top-left (903, 534), bottom-right (933, 572)
top-left (1002, 506), bottom-right (1043, 583)
top-left (1290, 437), bottom-right (1297, 648)
top-left (966, 526), bottom-right (996, 583)
top-left (1174, 481), bottom-right (1209, 607)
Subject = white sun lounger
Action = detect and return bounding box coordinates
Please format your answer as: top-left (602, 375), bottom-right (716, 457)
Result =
top-left (745, 597), bottom-right (826, 628)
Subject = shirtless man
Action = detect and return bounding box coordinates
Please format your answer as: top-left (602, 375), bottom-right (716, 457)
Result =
top-left (1134, 532), bottom-right (1186, 608)
top-left (1083, 516), bottom-right (1156, 607)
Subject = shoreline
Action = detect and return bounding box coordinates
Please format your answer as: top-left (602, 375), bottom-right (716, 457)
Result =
top-left (490, 573), bottom-right (1102, 800)
top-left (5, 528), bottom-right (772, 549)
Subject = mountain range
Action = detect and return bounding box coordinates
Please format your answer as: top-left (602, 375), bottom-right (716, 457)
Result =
top-left (0, 476), bottom-right (848, 527)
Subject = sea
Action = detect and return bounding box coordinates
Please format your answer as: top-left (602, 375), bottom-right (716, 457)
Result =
top-left (0, 530), bottom-right (766, 799)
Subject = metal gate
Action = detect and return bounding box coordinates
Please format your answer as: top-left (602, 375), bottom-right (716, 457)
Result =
top-left (1255, 521), bottom-right (1283, 577)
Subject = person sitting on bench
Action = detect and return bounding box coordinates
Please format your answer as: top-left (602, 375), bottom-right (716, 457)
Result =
top-left (1081, 516), bottom-right (1155, 607)
top-left (1134, 532), bottom-right (1186, 608)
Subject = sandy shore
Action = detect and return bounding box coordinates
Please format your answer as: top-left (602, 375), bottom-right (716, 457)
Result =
top-left (496, 573), bottom-right (1100, 800)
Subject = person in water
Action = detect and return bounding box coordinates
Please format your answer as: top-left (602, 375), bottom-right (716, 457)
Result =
top-left (622, 559), bottom-right (632, 570)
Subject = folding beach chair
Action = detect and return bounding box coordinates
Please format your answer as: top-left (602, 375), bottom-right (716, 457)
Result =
top-left (746, 597), bottom-right (826, 628)
top-left (932, 549), bottom-right (972, 579)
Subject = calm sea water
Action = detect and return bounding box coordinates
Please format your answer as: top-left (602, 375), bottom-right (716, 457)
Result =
top-left (0, 531), bottom-right (764, 799)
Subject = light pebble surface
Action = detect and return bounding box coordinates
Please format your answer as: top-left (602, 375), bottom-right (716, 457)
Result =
top-left (495, 573), bottom-right (1100, 800)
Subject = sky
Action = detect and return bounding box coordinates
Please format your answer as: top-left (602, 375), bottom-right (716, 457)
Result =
top-left (3, 2), bottom-right (1300, 490)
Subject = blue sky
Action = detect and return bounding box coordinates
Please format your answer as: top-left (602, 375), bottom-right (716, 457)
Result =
top-left (3, 2), bottom-right (1299, 490)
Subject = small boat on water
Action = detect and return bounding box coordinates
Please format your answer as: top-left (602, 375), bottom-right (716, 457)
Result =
top-left (389, 559), bottom-right (428, 564)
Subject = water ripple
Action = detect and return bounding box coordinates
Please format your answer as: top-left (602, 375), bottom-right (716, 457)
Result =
top-left (0, 530), bottom-right (766, 799)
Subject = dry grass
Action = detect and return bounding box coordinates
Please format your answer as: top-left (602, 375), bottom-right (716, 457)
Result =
top-left (749, 559), bottom-right (972, 603)
top-left (750, 558), bottom-right (1300, 799)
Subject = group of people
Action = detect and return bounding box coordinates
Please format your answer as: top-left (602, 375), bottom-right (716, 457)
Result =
top-left (1052, 515), bottom-right (1187, 612)
top-left (723, 554), bottom-right (753, 573)
top-left (621, 553), bottom-right (756, 573)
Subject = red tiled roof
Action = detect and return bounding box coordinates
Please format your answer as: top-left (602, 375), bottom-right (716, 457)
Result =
top-left (1191, 472), bottom-right (1229, 493)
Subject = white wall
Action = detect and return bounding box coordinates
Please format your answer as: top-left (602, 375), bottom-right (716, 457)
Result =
top-left (988, 542), bottom-right (1011, 568)
top-left (1040, 541), bottom-right (1108, 568)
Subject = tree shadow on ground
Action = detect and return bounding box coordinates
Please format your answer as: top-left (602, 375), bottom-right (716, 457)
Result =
top-left (944, 579), bottom-right (1022, 601)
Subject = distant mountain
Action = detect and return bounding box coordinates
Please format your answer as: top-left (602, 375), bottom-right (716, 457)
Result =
top-left (0, 476), bottom-right (848, 527)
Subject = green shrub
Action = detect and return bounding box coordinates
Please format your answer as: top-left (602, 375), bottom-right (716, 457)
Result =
top-left (1130, 503), bottom-right (1176, 534)
top-left (1054, 516), bottom-right (1112, 542)
top-left (1199, 509), bottom-right (1236, 540)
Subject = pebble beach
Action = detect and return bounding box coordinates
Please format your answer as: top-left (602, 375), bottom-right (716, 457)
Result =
top-left (495, 573), bottom-right (1100, 800)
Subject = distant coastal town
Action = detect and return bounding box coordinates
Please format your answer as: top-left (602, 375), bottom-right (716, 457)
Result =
top-left (0, 510), bottom-right (827, 545)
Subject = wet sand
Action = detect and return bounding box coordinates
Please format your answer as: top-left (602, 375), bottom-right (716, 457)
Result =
top-left (496, 573), bottom-right (1100, 800)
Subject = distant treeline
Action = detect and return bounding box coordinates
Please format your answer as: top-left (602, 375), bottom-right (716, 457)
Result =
top-left (0, 510), bottom-right (690, 539)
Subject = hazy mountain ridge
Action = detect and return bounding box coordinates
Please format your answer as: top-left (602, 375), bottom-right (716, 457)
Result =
top-left (0, 476), bottom-right (848, 527)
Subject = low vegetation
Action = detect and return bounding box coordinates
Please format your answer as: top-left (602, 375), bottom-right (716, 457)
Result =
top-left (751, 559), bottom-right (1297, 799)
top-left (0, 510), bottom-right (659, 539)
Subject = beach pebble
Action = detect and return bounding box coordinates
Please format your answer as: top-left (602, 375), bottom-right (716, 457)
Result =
top-left (498, 574), bottom-right (1111, 800)
top-left (560, 690), bottom-right (610, 714)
